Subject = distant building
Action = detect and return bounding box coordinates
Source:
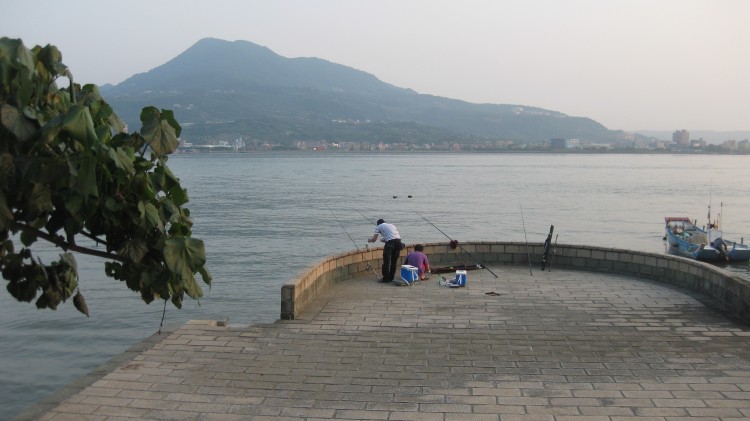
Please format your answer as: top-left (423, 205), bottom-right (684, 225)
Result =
top-left (722, 139), bottom-right (737, 150)
top-left (549, 138), bottom-right (568, 149)
top-left (673, 129), bottom-right (690, 145)
top-left (651, 140), bottom-right (667, 149)
top-left (691, 138), bottom-right (707, 149)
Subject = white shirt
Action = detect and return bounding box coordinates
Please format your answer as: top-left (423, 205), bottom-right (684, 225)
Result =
top-left (374, 223), bottom-right (401, 242)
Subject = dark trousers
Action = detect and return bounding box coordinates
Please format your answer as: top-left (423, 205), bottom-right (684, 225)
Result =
top-left (382, 240), bottom-right (402, 281)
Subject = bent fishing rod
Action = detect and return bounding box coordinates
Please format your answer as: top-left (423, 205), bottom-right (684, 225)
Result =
top-left (415, 212), bottom-right (498, 278)
top-left (326, 205), bottom-right (380, 278)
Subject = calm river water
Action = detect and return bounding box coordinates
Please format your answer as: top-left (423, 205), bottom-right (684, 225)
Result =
top-left (2, 152), bottom-right (750, 418)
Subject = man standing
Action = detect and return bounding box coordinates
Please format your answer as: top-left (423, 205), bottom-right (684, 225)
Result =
top-left (368, 219), bottom-right (402, 283)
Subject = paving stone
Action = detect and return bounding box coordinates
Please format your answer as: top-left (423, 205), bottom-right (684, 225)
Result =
top-left (21, 267), bottom-right (750, 420)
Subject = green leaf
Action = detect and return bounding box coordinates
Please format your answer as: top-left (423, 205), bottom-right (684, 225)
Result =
top-left (7, 278), bottom-right (38, 303)
top-left (61, 105), bottom-right (98, 147)
top-left (0, 153), bottom-right (14, 185)
top-left (169, 186), bottom-right (189, 207)
top-left (140, 107), bottom-right (179, 157)
top-left (19, 229), bottom-right (37, 247)
top-left (45, 208), bottom-right (66, 234)
top-left (37, 286), bottom-right (62, 310)
top-left (39, 117), bottom-right (63, 146)
top-left (0, 190), bottom-right (13, 231)
top-left (16, 66), bottom-right (35, 106)
top-left (131, 173), bottom-right (155, 199)
top-left (149, 165), bottom-right (166, 191)
top-left (36, 44), bottom-right (64, 73)
top-left (59, 252), bottom-right (78, 274)
top-left (159, 198), bottom-right (179, 224)
top-left (118, 238), bottom-right (148, 262)
top-left (27, 182), bottom-right (53, 223)
top-left (160, 109), bottom-right (181, 138)
top-left (0, 37), bottom-right (35, 75)
top-left (139, 272), bottom-right (157, 304)
top-left (164, 236), bottom-right (206, 283)
top-left (63, 191), bottom-right (83, 215)
top-left (143, 202), bottom-right (163, 232)
top-left (171, 291), bottom-right (184, 309)
top-left (39, 160), bottom-right (70, 185)
top-left (198, 266), bottom-right (212, 286)
top-left (158, 164), bottom-right (188, 205)
top-left (1, 104), bottom-right (36, 142)
top-left (104, 261), bottom-right (122, 279)
top-left (163, 236), bottom-right (206, 300)
top-left (73, 291), bottom-right (89, 317)
top-left (183, 275), bottom-right (203, 300)
top-left (104, 197), bottom-right (121, 212)
top-left (107, 109), bottom-right (126, 134)
top-left (109, 147), bottom-right (135, 175)
top-left (74, 154), bottom-right (98, 198)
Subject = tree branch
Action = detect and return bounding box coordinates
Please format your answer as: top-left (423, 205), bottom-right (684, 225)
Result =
top-left (10, 221), bottom-right (127, 263)
top-left (80, 229), bottom-right (109, 247)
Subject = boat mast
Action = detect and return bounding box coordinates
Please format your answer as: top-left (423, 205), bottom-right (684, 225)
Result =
top-left (706, 178), bottom-right (714, 229)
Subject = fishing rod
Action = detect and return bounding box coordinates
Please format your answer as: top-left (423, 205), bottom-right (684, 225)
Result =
top-left (327, 204), bottom-right (361, 250)
top-left (549, 234), bottom-right (558, 272)
top-left (326, 205), bottom-right (380, 278)
top-left (358, 211), bottom-right (389, 250)
top-left (415, 212), bottom-right (498, 278)
top-left (520, 205), bottom-right (533, 276)
top-left (358, 211), bottom-right (376, 226)
top-left (433, 271), bottom-right (452, 286)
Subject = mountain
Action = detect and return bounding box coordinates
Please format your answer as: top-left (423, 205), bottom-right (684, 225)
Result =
top-left (104, 38), bottom-right (625, 145)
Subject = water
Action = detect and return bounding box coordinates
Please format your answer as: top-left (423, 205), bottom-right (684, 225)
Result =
top-left (1, 153), bottom-right (749, 419)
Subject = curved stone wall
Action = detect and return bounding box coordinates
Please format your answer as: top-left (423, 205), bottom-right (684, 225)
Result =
top-left (281, 242), bottom-right (750, 322)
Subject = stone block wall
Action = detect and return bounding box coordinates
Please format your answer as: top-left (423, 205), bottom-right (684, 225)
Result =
top-left (281, 242), bottom-right (750, 322)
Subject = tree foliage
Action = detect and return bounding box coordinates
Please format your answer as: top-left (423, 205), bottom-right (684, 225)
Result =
top-left (0, 38), bottom-right (211, 316)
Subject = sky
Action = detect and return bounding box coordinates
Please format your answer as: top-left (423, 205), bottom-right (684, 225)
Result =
top-left (2, 0), bottom-right (749, 131)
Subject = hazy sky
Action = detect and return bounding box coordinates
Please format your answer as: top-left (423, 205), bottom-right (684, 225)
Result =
top-left (2, 0), bottom-right (748, 131)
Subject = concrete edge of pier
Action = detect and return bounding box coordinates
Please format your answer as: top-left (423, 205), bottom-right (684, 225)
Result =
top-left (283, 241), bottom-right (750, 323)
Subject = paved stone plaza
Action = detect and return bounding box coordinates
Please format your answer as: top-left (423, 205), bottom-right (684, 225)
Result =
top-left (23, 266), bottom-right (750, 420)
